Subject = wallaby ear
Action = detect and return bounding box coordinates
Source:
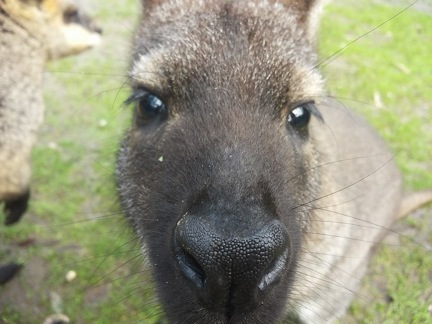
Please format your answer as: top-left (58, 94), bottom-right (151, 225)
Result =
top-left (279, 0), bottom-right (328, 41)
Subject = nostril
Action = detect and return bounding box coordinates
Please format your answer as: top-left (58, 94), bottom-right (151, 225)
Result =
top-left (258, 248), bottom-right (289, 291)
top-left (176, 246), bottom-right (206, 290)
top-left (174, 212), bottom-right (290, 313)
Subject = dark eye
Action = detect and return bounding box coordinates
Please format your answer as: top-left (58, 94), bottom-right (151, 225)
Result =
top-left (287, 103), bottom-right (312, 130)
top-left (138, 93), bottom-right (166, 119)
top-left (126, 89), bottom-right (167, 123)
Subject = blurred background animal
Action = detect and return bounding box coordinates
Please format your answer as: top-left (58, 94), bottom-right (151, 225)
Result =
top-left (0, 0), bottom-right (101, 226)
top-left (0, 0), bottom-right (100, 284)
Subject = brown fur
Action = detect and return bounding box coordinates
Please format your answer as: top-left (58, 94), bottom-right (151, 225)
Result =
top-left (117, 1), bottom-right (431, 322)
top-left (0, 0), bottom-right (101, 224)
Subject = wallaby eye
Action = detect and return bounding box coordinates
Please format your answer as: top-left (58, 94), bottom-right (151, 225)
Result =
top-left (126, 89), bottom-right (168, 124)
top-left (139, 93), bottom-right (166, 119)
top-left (287, 103), bottom-right (313, 130)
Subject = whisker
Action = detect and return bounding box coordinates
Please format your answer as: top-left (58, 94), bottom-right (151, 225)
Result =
top-left (304, 231), bottom-right (406, 247)
top-left (300, 253), bottom-right (363, 282)
top-left (57, 246), bottom-right (142, 268)
top-left (291, 154), bottom-right (397, 210)
top-left (38, 213), bottom-right (124, 229)
top-left (45, 70), bottom-right (129, 78)
top-left (314, 207), bottom-right (431, 251)
top-left (86, 238), bottom-right (142, 288)
top-left (316, 0), bottom-right (419, 70)
top-left (286, 153), bottom-right (392, 187)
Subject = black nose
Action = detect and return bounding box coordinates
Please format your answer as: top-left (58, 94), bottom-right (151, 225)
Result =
top-left (174, 210), bottom-right (290, 315)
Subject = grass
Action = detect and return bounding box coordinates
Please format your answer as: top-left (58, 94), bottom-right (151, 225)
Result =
top-left (1, 0), bottom-right (431, 323)
top-left (319, 0), bottom-right (432, 322)
top-left (320, 0), bottom-right (432, 189)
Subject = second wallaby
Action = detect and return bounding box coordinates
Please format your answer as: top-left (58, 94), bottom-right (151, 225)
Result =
top-left (116, 0), bottom-right (432, 323)
top-left (0, 0), bottom-right (101, 226)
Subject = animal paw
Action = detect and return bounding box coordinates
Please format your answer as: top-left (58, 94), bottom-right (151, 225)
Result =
top-left (4, 189), bottom-right (30, 225)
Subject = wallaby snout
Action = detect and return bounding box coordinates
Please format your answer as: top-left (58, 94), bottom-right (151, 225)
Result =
top-left (175, 204), bottom-right (290, 315)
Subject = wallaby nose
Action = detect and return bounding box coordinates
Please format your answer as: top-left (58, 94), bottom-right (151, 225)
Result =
top-left (174, 210), bottom-right (290, 315)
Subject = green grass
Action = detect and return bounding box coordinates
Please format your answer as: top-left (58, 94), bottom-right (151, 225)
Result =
top-left (1, 0), bottom-right (431, 323)
top-left (320, 0), bottom-right (432, 189)
top-left (320, 0), bottom-right (432, 322)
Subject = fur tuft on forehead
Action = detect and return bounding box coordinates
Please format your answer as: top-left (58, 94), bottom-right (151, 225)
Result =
top-left (140, 0), bottom-right (326, 40)
top-left (131, 1), bottom-right (325, 103)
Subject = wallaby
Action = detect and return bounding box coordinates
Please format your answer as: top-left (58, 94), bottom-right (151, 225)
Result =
top-left (0, 0), bottom-right (101, 287)
top-left (116, 0), bottom-right (432, 323)
top-left (0, 0), bottom-right (101, 226)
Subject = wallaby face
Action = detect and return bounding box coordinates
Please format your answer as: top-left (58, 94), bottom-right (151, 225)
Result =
top-left (117, 1), bottom-right (413, 323)
top-left (0, 0), bottom-right (100, 225)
